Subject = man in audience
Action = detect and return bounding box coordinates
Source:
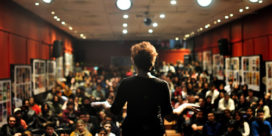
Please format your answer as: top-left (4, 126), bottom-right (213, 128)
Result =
top-left (203, 112), bottom-right (222, 136)
top-left (41, 123), bottom-right (58, 136)
top-left (218, 93), bottom-right (235, 112)
top-left (251, 109), bottom-right (272, 136)
top-left (0, 115), bottom-right (24, 136)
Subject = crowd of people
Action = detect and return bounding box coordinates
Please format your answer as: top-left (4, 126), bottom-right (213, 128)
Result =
top-left (1, 60), bottom-right (272, 136)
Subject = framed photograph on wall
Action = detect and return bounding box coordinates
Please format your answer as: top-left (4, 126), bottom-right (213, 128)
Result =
top-left (0, 79), bottom-right (12, 127)
top-left (225, 57), bottom-right (240, 85)
top-left (47, 60), bottom-right (56, 91)
top-left (10, 65), bottom-right (32, 108)
top-left (203, 51), bottom-right (212, 74)
top-left (56, 57), bottom-right (64, 79)
top-left (265, 61), bottom-right (272, 99)
top-left (241, 55), bottom-right (261, 91)
top-left (32, 59), bottom-right (46, 95)
top-left (212, 54), bottom-right (224, 80)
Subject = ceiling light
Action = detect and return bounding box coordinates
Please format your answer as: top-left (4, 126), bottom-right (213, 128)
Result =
top-left (123, 14), bottom-right (129, 19)
top-left (185, 34), bottom-right (190, 38)
top-left (258, 0), bottom-right (263, 3)
top-left (170, 0), bottom-right (177, 5)
top-left (122, 29), bottom-right (128, 34)
top-left (123, 23), bottom-right (128, 27)
top-left (51, 11), bottom-right (55, 15)
top-left (200, 27), bottom-right (203, 31)
top-left (245, 6), bottom-right (250, 10)
top-left (239, 9), bottom-right (244, 13)
top-left (61, 21), bottom-right (66, 25)
top-left (249, 0), bottom-right (258, 3)
top-left (214, 21), bottom-right (217, 24)
top-left (148, 29), bottom-right (153, 33)
top-left (217, 19), bottom-right (221, 23)
top-left (116, 0), bottom-right (132, 11)
top-left (144, 18), bottom-right (152, 26)
top-left (160, 14), bottom-right (165, 19)
top-left (35, 2), bottom-right (39, 6)
top-left (54, 16), bottom-right (58, 19)
top-left (225, 16), bottom-right (229, 19)
top-left (196, 0), bottom-right (213, 7)
top-left (56, 18), bottom-right (60, 21)
top-left (230, 13), bottom-right (233, 17)
top-left (42, 0), bottom-right (53, 4)
top-left (80, 34), bottom-right (84, 37)
top-left (152, 22), bottom-right (158, 27)
top-left (175, 37), bottom-right (179, 40)
top-left (205, 24), bottom-right (210, 29)
top-left (69, 26), bottom-right (73, 30)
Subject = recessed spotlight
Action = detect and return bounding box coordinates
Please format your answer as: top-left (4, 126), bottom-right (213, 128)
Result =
top-left (51, 11), bottom-right (55, 15)
top-left (200, 27), bottom-right (203, 31)
top-left (205, 24), bottom-right (210, 29)
top-left (185, 34), bottom-right (190, 38)
top-left (123, 14), bottom-right (129, 19)
top-left (217, 19), bottom-right (221, 23)
top-left (225, 16), bottom-right (229, 19)
top-left (230, 13), bottom-right (233, 17)
top-left (245, 6), bottom-right (250, 10)
top-left (152, 22), bottom-right (158, 27)
top-left (239, 9), bottom-right (244, 13)
top-left (80, 34), bottom-right (84, 37)
top-left (35, 2), bottom-right (39, 6)
top-left (196, 0), bottom-right (213, 7)
top-left (160, 14), bottom-right (165, 19)
top-left (69, 26), bottom-right (73, 30)
top-left (249, 0), bottom-right (258, 3)
top-left (258, 0), bottom-right (263, 3)
top-left (56, 18), bottom-right (60, 21)
top-left (214, 21), bottom-right (217, 24)
top-left (175, 37), bottom-right (179, 40)
top-left (148, 29), bottom-right (153, 33)
top-left (170, 0), bottom-right (177, 5)
top-left (123, 29), bottom-right (128, 34)
top-left (123, 23), bottom-right (128, 27)
top-left (54, 16), bottom-right (58, 19)
top-left (116, 0), bottom-right (132, 11)
top-left (61, 21), bottom-right (66, 25)
top-left (43, 0), bottom-right (53, 4)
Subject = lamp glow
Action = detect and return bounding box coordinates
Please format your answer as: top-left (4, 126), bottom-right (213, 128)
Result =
top-left (196, 0), bottom-right (213, 7)
top-left (116, 0), bottom-right (132, 11)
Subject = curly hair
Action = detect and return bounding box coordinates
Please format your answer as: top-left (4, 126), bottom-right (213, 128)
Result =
top-left (130, 41), bottom-right (158, 71)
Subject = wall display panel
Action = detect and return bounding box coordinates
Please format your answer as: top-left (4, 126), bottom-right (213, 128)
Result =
top-left (212, 54), bottom-right (224, 80)
top-left (266, 61), bottom-right (272, 99)
top-left (64, 53), bottom-right (73, 76)
top-left (32, 59), bottom-right (46, 95)
top-left (56, 57), bottom-right (64, 79)
top-left (225, 57), bottom-right (240, 85)
top-left (47, 60), bottom-right (56, 91)
top-left (203, 51), bottom-right (212, 74)
top-left (197, 52), bottom-right (203, 63)
top-left (241, 55), bottom-right (261, 91)
top-left (0, 80), bottom-right (12, 127)
top-left (10, 65), bottom-right (32, 108)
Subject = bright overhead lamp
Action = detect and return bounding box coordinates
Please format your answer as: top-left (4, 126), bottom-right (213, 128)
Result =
top-left (123, 23), bottom-right (128, 27)
top-left (35, 2), bottom-right (40, 6)
top-left (196, 0), bottom-right (213, 7)
top-left (175, 37), bottom-right (179, 40)
top-left (225, 16), bottom-right (229, 19)
top-left (116, 0), bottom-right (132, 11)
top-left (239, 9), bottom-right (244, 13)
top-left (123, 14), bottom-right (129, 19)
top-left (160, 14), bottom-right (165, 19)
top-left (258, 0), bottom-right (263, 3)
top-left (245, 6), bottom-right (250, 10)
top-left (170, 0), bottom-right (177, 5)
top-left (152, 22), bottom-right (158, 27)
top-left (249, 0), bottom-right (258, 3)
top-left (122, 29), bottom-right (128, 34)
top-left (148, 29), bottom-right (153, 33)
top-left (42, 0), bottom-right (53, 4)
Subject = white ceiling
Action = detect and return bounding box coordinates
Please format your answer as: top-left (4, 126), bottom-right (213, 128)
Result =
top-left (13, 0), bottom-right (272, 41)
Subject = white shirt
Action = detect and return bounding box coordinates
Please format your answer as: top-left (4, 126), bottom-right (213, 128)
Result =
top-left (205, 89), bottom-right (219, 104)
top-left (218, 98), bottom-right (235, 111)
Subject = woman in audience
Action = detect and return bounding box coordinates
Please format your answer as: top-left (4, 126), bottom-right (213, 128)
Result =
top-left (234, 111), bottom-right (250, 136)
top-left (70, 119), bottom-right (92, 136)
top-left (255, 98), bottom-right (271, 120)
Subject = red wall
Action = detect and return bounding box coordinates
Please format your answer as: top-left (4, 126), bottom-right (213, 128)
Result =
top-left (194, 5), bottom-right (272, 61)
top-left (0, 0), bottom-right (73, 79)
top-left (158, 49), bottom-right (191, 64)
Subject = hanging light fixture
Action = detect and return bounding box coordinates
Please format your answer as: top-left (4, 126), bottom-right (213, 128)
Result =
top-left (116, 0), bottom-right (132, 11)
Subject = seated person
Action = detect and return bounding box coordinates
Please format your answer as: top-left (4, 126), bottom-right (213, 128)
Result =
top-left (41, 123), bottom-right (58, 136)
top-left (0, 115), bottom-right (24, 136)
top-left (70, 119), bottom-right (92, 136)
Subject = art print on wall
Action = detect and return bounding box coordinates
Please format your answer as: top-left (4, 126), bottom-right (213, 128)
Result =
top-left (225, 57), bottom-right (240, 85)
top-left (47, 60), bottom-right (56, 91)
top-left (266, 61), bottom-right (272, 99)
top-left (0, 80), bottom-right (12, 127)
top-left (241, 56), bottom-right (260, 91)
top-left (64, 53), bottom-right (74, 77)
top-left (212, 54), bottom-right (224, 80)
top-left (11, 65), bottom-right (32, 108)
top-left (203, 51), bottom-right (212, 74)
top-left (32, 59), bottom-right (46, 95)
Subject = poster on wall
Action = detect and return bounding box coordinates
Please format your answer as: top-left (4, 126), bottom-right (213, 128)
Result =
top-left (241, 55), bottom-right (261, 91)
top-left (47, 60), bottom-right (56, 91)
top-left (32, 59), bottom-right (46, 95)
top-left (64, 53), bottom-right (74, 76)
top-left (212, 54), bottom-right (224, 80)
top-left (196, 52), bottom-right (203, 64)
top-left (265, 61), bottom-right (272, 99)
top-left (56, 57), bottom-right (64, 79)
top-left (203, 51), bottom-right (212, 74)
top-left (11, 65), bottom-right (32, 108)
top-left (225, 57), bottom-right (240, 85)
top-left (0, 80), bottom-right (12, 127)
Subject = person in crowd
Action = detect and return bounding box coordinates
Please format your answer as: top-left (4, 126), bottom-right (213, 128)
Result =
top-left (95, 128), bottom-right (108, 136)
top-left (70, 119), bottom-right (92, 136)
top-left (62, 102), bottom-right (79, 127)
top-left (79, 112), bottom-right (100, 136)
top-left (218, 93), bottom-right (235, 112)
top-left (218, 83), bottom-right (226, 93)
top-left (51, 95), bottom-right (63, 117)
top-left (220, 109), bottom-right (235, 132)
top-left (251, 109), bottom-right (272, 136)
top-left (41, 123), bottom-right (58, 136)
top-left (0, 115), bottom-right (24, 136)
top-left (246, 90), bottom-right (258, 105)
top-left (234, 111), bottom-right (250, 136)
top-left (80, 97), bottom-right (97, 116)
top-left (255, 98), bottom-right (271, 120)
top-left (224, 79), bottom-right (233, 95)
top-left (92, 84), bottom-right (106, 101)
top-left (23, 130), bottom-right (33, 136)
top-left (29, 97), bottom-right (41, 115)
top-left (236, 95), bottom-right (250, 112)
top-left (191, 110), bottom-right (205, 136)
top-left (203, 112), bottom-right (222, 136)
top-left (40, 103), bottom-right (55, 126)
top-left (102, 121), bottom-right (116, 136)
top-left (14, 107), bottom-right (28, 130)
top-left (222, 122), bottom-right (242, 136)
top-left (110, 41), bottom-right (197, 136)
top-left (245, 107), bottom-right (256, 125)
top-left (239, 84), bottom-right (249, 97)
top-left (205, 84), bottom-right (219, 105)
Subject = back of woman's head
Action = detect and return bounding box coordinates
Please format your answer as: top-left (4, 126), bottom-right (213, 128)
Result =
top-left (131, 41), bottom-right (158, 72)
